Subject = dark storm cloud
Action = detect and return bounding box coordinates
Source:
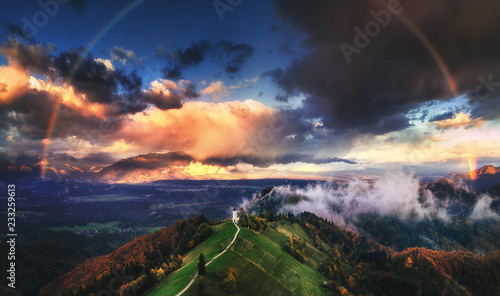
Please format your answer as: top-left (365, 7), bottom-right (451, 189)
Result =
top-left (158, 40), bottom-right (254, 79)
top-left (52, 49), bottom-right (122, 104)
top-left (0, 39), bottom-right (198, 114)
top-left (268, 0), bottom-right (500, 133)
top-left (203, 153), bottom-right (356, 168)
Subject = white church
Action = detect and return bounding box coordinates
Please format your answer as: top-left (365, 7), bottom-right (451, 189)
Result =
top-left (232, 208), bottom-right (239, 223)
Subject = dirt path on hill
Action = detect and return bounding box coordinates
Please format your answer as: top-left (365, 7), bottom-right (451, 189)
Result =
top-left (176, 223), bottom-right (240, 296)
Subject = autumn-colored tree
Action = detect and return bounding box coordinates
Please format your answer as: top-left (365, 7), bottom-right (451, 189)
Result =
top-left (284, 236), bottom-right (307, 263)
top-left (150, 267), bottom-right (166, 285)
top-left (405, 257), bottom-right (414, 269)
top-left (238, 213), bottom-right (267, 232)
top-left (222, 268), bottom-right (238, 294)
top-left (347, 275), bottom-right (356, 290)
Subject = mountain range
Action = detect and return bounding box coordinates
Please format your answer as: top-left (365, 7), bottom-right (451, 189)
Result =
top-left (3, 151), bottom-right (500, 188)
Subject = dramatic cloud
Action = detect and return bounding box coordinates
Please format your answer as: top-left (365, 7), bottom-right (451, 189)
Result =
top-left (0, 58), bottom-right (334, 166)
top-left (268, 0), bottom-right (500, 134)
top-left (1, 39), bottom-right (135, 106)
top-left (0, 64), bottom-right (195, 157)
top-left (114, 100), bottom-right (275, 159)
top-left (157, 40), bottom-right (254, 79)
top-left (0, 66), bottom-right (123, 141)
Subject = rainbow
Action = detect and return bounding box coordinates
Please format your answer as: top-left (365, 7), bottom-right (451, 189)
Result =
top-left (40, 0), bottom-right (148, 178)
top-left (467, 155), bottom-right (477, 180)
top-left (467, 153), bottom-right (478, 180)
top-left (394, 14), bottom-right (459, 97)
top-left (374, 0), bottom-right (459, 97)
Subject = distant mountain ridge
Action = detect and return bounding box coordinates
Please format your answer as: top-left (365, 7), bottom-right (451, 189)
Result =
top-left (446, 164), bottom-right (500, 189)
top-left (97, 151), bottom-right (195, 183)
top-left (3, 150), bottom-right (500, 187)
top-left (0, 152), bottom-right (116, 179)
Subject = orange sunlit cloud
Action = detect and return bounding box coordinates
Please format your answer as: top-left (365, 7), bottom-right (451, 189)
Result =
top-left (430, 112), bottom-right (483, 130)
top-left (0, 65), bottom-right (30, 104)
top-left (0, 64), bottom-right (108, 119)
top-left (115, 99), bottom-right (275, 159)
top-left (28, 76), bottom-right (108, 119)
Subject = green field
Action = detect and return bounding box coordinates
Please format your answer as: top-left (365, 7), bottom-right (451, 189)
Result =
top-left (262, 222), bottom-right (331, 270)
top-left (142, 221), bottom-right (328, 296)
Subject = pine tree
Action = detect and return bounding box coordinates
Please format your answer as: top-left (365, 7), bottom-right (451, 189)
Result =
top-left (197, 253), bottom-right (206, 276)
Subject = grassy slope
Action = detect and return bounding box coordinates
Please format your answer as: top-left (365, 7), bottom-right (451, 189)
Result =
top-left (142, 222), bottom-right (237, 296)
top-left (262, 221), bottom-right (331, 270)
top-left (142, 221), bottom-right (329, 296)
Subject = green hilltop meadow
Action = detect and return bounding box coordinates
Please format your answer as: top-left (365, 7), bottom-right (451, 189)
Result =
top-left (143, 220), bottom-right (329, 296)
